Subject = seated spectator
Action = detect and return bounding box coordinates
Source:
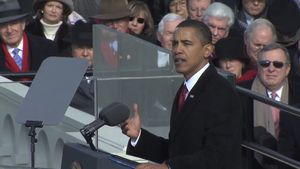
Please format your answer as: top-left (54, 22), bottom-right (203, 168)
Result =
top-left (168, 0), bottom-right (188, 19)
top-left (243, 18), bottom-right (277, 75)
top-left (66, 21), bottom-right (94, 115)
top-left (213, 37), bottom-right (250, 83)
top-left (187, 0), bottom-right (213, 21)
top-left (127, 0), bottom-right (155, 37)
top-left (266, 0), bottom-right (300, 83)
top-left (130, 0), bottom-right (167, 25)
top-left (0, 0), bottom-right (58, 77)
top-left (239, 43), bottom-right (299, 169)
top-left (157, 13), bottom-right (184, 50)
top-left (232, 0), bottom-right (268, 37)
top-left (26, 0), bottom-right (73, 54)
top-left (202, 2), bottom-right (235, 44)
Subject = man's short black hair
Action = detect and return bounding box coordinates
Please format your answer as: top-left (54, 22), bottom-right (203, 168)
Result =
top-left (176, 19), bottom-right (212, 45)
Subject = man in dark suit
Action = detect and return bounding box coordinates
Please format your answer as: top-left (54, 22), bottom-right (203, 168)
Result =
top-left (0, 0), bottom-right (57, 75)
top-left (278, 104), bottom-right (300, 169)
top-left (238, 43), bottom-right (300, 169)
top-left (121, 20), bottom-right (242, 169)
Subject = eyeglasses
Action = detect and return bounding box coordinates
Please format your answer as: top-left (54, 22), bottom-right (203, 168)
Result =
top-left (258, 60), bottom-right (286, 69)
top-left (129, 17), bottom-right (145, 24)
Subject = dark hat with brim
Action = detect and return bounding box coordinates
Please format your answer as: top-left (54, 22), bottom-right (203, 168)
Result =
top-left (0, 0), bottom-right (31, 24)
top-left (33, 0), bottom-right (73, 16)
top-left (213, 37), bottom-right (250, 65)
top-left (91, 0), bottom-right (131, 20)
top-left (64, 20), bottom-right (93, 46)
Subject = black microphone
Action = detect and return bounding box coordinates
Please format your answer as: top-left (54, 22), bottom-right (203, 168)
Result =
top-left (80, 102), bottom-right (130, 137)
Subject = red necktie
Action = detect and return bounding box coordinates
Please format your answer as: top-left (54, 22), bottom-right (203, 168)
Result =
top-left (271, 92), bottom-right (280, 139)
top-left (178, 85), bottom-right (188, 112)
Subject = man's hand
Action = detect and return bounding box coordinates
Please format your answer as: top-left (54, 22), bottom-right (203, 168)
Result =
top-left (135, 163), bottom-right (169, 169)
top-left (121, 103), bottom-right (141, 139)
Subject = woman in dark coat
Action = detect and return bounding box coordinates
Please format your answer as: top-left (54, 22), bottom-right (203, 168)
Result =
top-left (26, 0), bottom-right (73, 54)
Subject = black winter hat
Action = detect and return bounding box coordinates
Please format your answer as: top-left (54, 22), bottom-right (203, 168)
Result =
top-left (64, 20), bottom-right (93, 47)
top-left (214, 37), bottom-right (250, 65)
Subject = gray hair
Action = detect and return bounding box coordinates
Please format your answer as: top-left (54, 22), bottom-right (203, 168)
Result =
top-left (157, 13), bottom-right (184, 35)
top-left (244, 18), bottom-right (277, 42)
top-left (203, 2), bottom-right (235, 27)
top-left (258, 42), bottom-right (290, 64)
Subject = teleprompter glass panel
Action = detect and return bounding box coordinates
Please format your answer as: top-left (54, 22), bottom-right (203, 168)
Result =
top-left (94, 25), bottom-right (183, 137)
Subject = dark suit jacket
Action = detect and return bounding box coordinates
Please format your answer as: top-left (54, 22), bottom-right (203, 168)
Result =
top-left (278, 99), bottom-right (300, 169)
top-left (70, 79), bottom-right (94, 115)
top-left (127, 65), bottom-right (242, 169)
top-left (0, 33), bottom-right (58, 74)
top-left (25, 19), bottom-right (71, 54)
top-left (238, 79), bottom-right (300, 169)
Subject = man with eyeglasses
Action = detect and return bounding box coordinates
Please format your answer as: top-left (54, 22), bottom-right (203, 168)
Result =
top-left (202, 2), bottom-right (235, 44)
top-left (239, 43), bottom-right (300, 169)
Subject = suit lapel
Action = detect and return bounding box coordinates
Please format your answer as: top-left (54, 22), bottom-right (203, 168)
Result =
top-left (169, 65), bottom-right (215, 140)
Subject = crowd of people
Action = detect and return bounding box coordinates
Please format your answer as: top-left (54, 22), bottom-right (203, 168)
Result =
top-left (0, 0), bottom-right (300, 169)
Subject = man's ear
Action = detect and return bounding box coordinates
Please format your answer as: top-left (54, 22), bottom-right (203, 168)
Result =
top-left (156, 32), bottom-right (162, 43)
top-left (203, 43), bottom-right (214, 59)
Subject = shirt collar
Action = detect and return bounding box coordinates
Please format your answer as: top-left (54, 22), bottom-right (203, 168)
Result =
top-left (7, 38), bottom-right (24, 53)
top-left (184, 63), bottom-right (210, 92)
top-left (267, 86), bottom-right (283, 101)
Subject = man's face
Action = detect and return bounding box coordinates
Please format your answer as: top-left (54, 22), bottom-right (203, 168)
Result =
top-left (258, 48), bottom-right (290, 91)
top-left (245, 26), bottom-right (274, 64)
top-left (172, 27), bottom-right (212, 80)
top-left (72, 45), bottom-right (94, 67)
top-left (159, 20), bottom-right (183, 50)
top-left (242, 0), bottom-right (266, 17)
top-left (205, 17), bottom-right (230, 44)
top-left (42, 1), bottom-right (64, 24)
top-left (103, 18), bottom-right (129, 33)
top-left (188, 0), bottom-right (211, 21)
top-left (0, 20), bottom-right (25, 47)
top-left (169, 0), bottom-right (188, 18)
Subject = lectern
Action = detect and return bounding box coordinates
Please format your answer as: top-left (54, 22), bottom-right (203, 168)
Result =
top-left (61, 143), bottom-right (139, 169)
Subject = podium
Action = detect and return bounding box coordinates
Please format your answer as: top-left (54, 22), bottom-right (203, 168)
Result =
top-left (61, 143), bottom-right (139, 169)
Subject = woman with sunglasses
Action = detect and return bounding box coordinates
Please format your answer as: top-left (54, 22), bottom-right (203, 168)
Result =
top-left (127, 0), bottom-right (155, 37)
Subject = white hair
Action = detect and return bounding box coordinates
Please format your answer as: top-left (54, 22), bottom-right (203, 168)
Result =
top-left (157, 13), bottom-right (184, 35)
top-left (203, 2), bottom-right (235, 27)
top-left (244, 18), bottom-right (277, 42)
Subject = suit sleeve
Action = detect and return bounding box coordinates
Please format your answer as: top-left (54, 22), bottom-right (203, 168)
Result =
top-left (278, 113), bottom-right (297, 169)
top-left (126, 129), bottom-right (169, 163)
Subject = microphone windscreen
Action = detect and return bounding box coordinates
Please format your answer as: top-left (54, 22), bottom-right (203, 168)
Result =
top-left (99, 102), bottom-right (130, 126)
